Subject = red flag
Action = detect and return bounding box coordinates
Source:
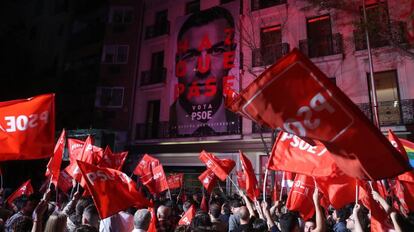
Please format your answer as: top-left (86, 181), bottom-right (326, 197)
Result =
top-left (178, 205), bottom-right (196, 225)
top-left (45, 129), bottom-right (66, 187)
top-left (286, 174), bottom-right (315, 220)
top-left (6, 180), bottom-right (34, 206)
top-left (393, 179), bottom-right (414, 213)
top-left (226, 49), bottom-right (410, 180)
top-left (315, 171), bottom-right (356, 209)
top-left (199, 150), bottom-right (235, 181)
top-left (358, 181), bottom-right (392, 232)
top-left (152, 165), bottom-right (169, 193)
top-left (198, 169), bottom-right (218, 193)
top-left (67, 138), bottom-right (84, 160)
top-left (77, 161), bottom-right (152, 219)
top-left (133, 154), bottom-right (160, 177)
top-left (57, 170), bottom-right (73, 193)
top-left (98, 146), bottom-right (128, 171)
top-left (0, 94), bottom-right (55, 161)
top-left (282, 171), bottom-right (295, 188)
top-left (236, 171), bottom-right (246, 189)
top-left (147, 206), bottom-right (157, 232)
top-left (268, 132), bottom-right (338, 176)
top-left (167, 173), bottom-right (183, 190)
top-left (239, 151), bottom-right (260, 201)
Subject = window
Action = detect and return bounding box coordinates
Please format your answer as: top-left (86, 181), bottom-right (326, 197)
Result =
top-left (102, 45), bottom-right (129, 64)
top-left (251, 0), bottom-right (286, 11)
top-left (260, 25), bottom-right (282, 66)
top-left (145, 100), bottom-right (161, 138)
top-left (186, 0), bottom-right (200, 15)
top-left (306, 15), bottom-right (333, 58)
top-left (367, 70), bottom-right (402, 125)
top-left (95, 87), bottom-right (124, 108)
top-left (220, 0), bottom-right (234, 4)
top-left (361, 2), bottom-right (389, 48)
top-left (140, 51), bottom-right (166, 85)
top-left (110, 7), bottom-right (134, 24)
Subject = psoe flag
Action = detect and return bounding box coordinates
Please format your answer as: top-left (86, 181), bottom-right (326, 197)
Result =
top-left (226, 49), bottom-right (410, 180)
top-left (0, 94), bottom-right (55, 161)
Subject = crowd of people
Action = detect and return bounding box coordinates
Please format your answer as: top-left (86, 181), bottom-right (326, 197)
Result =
top-left (0, 180), bottom-right (413, 232)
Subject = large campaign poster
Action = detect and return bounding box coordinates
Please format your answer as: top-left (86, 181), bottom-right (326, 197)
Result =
top-left (169, 2), bottom-right (240, 137)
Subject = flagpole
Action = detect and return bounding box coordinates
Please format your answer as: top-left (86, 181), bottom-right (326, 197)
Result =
top-left (227, 175), bottom-right (240, 193)
top-left (262, 168), bottom-right (268, 201)
top-left (355, 182), bottom-right (359, 204)
top-left (48, 174), bottom-right (53, 190)
top-left (0, 173), bottom-right (3, 190)
top-left (279, 171), bottom-right (285, 201)
top-left (176, 185), bottom-right (183, 204)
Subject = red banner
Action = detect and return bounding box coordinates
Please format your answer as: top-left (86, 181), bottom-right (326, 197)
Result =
top-left (226, 49), bottom-right (410, 180)
top-left (45, 129), bottom-right (66, 187)
top-left (0, 94), bottom-right (55, 161)
top-left (77, 161), bottom-right (151, 219)
top-left (133, 154), bottom-right (160, 177)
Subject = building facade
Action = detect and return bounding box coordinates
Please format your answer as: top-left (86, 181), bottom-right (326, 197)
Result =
top-left (129, 0), bottom-right (414, 190)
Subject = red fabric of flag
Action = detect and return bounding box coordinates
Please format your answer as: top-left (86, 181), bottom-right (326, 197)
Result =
top-left (98, 146), bottom-right (128, 171)
top-left (77, 161), bottom-right (152, 219)
top-left (286, 174), bottom-right (315, 220)
top-left (133, 154), bottom-right (160, 177)
top-left (0, 94), bottom-right (55, 161)
top-left (179, 205), bottom-right (196, 225)
top-left (198, 169), bottom-right (218, 193)
top-left (167, 173), bottom-right (183, 190)
top-left (358, 181), bottom-right (391, 232)
top-left (226, 48), bottom-right (410, 180)
top-left (268, 131), bottom-right (338, 177)
top-left (57, 170), bottom-right (73, 193)
top-left (236, 171), bottom-right (246, 189)
top-left (199, 150), bottom-right (235, 181)
top-left (147, 205), bottom-right (157, 232)
top-left (200, 195), bottom-right (208, 212)
top-left (152, 165), bottom-right (169, 193)
top-left (315, 171), bottom-right (355, 209)
top-left (239, 151), bottom-right (260, 201)
top-left (45, 129), bottom-right (66, 188)
top-left (393, 179), bottom-right (414, 213)
top-left (6, 180), bottom-right (34, 206)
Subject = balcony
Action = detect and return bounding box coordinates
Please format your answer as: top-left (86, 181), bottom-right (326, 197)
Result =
top-left (354, 21), bottom-right (407, 51)
top-left (251, 0), bottom-right (287, 11)
top-left (145, 21), bottom-right (170, 39)
top-left (357, 99), bottom-right (414, 126)
top-left (140, 68), bottom-right (166, 86)
top-left (135, 119), bottom-right (242, 140)
top-left (299, 33), bottom-right (343, 58)
top-left (252, 43), bottom-right (290, 67)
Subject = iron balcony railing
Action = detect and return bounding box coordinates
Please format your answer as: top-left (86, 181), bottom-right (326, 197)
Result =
top-left (140, 67), bottom-right (167, 86)
top-left (354, 21), bottom-right (408, 51)
top-left (357, 99), bottom-right (414, 126)
top-left (145, 21), bottom-right (170, 39)
top-left (251, 0), bottom-right (287, 11)
top-left (299, 33), bottom-right (343, 58)
top-left (252, 43), bottom-right (290, 67)
top-left (135, 119), bottom-right (241, 140)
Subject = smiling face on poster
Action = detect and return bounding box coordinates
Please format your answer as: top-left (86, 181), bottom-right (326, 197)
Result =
top-left (169, 5), bottom-right (240, 136)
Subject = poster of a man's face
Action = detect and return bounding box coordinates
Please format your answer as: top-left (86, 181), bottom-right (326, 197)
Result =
top-left (169, 4), bottom-right (240, 136)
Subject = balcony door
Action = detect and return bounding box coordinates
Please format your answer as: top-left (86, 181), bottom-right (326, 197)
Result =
top-left (146, 100), bottom-right (160, 139)
top-left (367, 70), bottom-right (402, 125)
top-left (306, 15), bottom-right (332, 57)
top-left (151, 51), bottom-right (164, 83)
top-left (260, 25), bottom-right (281, 66)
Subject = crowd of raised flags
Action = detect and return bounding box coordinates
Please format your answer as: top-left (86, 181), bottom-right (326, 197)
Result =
top-left (0, 48), bottom-right (412, 231)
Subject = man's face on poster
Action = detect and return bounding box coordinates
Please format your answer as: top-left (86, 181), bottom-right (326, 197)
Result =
top-left (176, 18), bottom-right (235, 106)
